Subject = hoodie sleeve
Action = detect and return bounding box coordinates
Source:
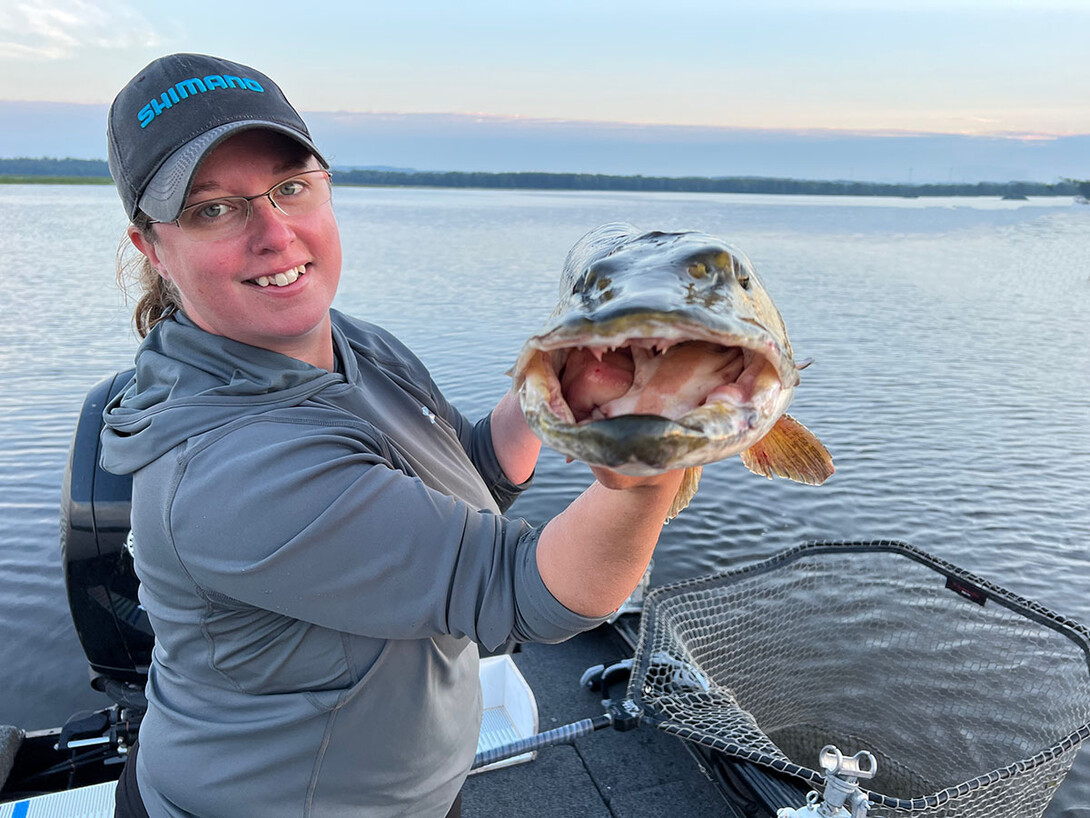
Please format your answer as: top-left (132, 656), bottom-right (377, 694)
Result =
top-left (163, 414), bottom-right (601, 651)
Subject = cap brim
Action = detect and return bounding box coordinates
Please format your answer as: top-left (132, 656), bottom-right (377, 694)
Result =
top-left (137, 120), bottom-right (327, 223)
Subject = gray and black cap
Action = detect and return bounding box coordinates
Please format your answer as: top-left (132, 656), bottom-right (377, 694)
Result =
top-left (107, 53), bottom-right (328, 223)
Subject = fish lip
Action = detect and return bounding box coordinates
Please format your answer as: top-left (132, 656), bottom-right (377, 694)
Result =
top-left (529, 410), bottom-right (766, 474)
top-left (535, 412), bottom-right (708, 473)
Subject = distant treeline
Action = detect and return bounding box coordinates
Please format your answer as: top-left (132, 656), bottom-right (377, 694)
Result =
top-left (337, 169), bottom-right (1087, 199)
top-left (0, 157), bottom-right (112, 178)
top-left (3, 156), bottom-right (1089, 198)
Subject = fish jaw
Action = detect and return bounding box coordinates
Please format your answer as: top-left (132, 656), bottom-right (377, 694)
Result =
top-left (514, 314), bottom-right (797, 475)
top-left (524, 403), bottom-right (795, 476)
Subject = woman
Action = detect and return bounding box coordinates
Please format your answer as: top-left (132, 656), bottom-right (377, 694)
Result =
top-left (103, 53), bottom-right (682, 818)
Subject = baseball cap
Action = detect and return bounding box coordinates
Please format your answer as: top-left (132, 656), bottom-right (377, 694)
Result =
top-left (107, 53), bottom-right (328, 223)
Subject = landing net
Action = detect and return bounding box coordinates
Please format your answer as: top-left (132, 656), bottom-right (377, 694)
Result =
top-left (628, 541), bottom-right (1090, 817)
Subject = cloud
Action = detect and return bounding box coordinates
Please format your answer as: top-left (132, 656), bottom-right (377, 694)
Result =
top-left (0, 0), bottom-right (161, 60)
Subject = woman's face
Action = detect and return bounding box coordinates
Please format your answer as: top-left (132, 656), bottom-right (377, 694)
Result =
top-left (130, 130), bottom-right (342, 369)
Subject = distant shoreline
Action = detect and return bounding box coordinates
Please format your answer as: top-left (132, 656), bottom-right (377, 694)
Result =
top-left (0, 175), bottom-right (1081, 199)
top-left (1, 159), bottom-right (1087, 199)
top-left (0, 176), bottom-right (113, 185)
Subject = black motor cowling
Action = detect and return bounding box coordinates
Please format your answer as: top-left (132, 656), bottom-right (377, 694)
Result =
top-left (60, 369), bottom-right (152, 702)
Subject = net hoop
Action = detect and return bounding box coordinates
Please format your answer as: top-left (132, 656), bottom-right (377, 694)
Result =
top-left (628, 540), bottom-right (1090, 814)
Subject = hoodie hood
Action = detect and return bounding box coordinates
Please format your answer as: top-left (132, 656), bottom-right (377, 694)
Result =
top-left (101, 311), bottom-right (345, 475)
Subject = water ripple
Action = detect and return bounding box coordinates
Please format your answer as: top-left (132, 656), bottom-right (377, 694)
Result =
top-left (2, 186), bottom-right (1088, 811)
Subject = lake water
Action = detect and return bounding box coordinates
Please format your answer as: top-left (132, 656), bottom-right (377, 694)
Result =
top-left (1, 184), bottom-right (1088, 815)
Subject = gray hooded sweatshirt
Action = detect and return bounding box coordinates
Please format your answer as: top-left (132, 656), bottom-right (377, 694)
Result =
top-left (101, 309), bottom-right (602, 817)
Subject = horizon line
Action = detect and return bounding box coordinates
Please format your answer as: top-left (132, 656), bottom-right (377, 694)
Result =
top-left (2, 159), bottom-right (1085, 187)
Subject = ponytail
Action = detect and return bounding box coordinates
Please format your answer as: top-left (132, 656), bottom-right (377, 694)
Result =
top-left (116, 214), bottom-right (181, 339)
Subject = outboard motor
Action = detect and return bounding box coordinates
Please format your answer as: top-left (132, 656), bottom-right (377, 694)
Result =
top-left (0, 371), bottom-right (149, 796)
top-left (60, 369), bottom-right (152, 711)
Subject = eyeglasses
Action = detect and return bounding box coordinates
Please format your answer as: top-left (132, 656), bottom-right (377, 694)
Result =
top-left (152, 169), bottom-right (333, 242)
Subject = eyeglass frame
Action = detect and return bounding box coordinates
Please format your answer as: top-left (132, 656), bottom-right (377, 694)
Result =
top-left (147, 168), bottom-right (334, 241)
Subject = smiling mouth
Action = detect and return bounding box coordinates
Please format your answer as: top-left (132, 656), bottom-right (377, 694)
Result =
top-left (250, 265), bottom-right (306, 288)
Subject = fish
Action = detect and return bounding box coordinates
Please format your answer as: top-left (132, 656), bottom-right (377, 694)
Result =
top-left (509, 222), bottom-right (833, 519)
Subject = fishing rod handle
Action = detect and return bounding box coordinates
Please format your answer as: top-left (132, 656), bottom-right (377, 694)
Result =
top-left (471, 714), bottom-right (611, 770)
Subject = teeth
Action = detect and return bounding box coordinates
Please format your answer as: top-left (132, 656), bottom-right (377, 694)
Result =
top-left (252, 265), bottom-right (305, 288)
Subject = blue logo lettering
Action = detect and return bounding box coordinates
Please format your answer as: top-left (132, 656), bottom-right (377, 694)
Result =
top-left (138, 75), bottom-right (266, 129)
top-left (175, 78), bottom-right (208, 98)
top-left (149, 93), bottom-right (172, 117)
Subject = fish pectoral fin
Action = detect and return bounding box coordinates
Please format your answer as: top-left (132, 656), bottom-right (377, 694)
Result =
top-left (666, 466), bottom-right (703, 521)
top-left (739, 414), bottom-right (834, 485)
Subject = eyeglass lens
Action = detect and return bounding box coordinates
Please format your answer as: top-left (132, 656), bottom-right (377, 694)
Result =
top-left (175, 170), bottom-right (332, 240)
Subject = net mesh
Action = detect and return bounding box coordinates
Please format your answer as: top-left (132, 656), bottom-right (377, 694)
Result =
top-left (627, 541), bottom-right (1090, 817)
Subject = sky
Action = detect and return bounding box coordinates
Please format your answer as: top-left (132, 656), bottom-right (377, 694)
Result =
top-left (0, 0), bottom-right (1087, 182)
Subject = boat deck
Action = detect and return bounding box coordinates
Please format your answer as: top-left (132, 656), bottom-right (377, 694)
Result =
top-left (1, 621), bottom-right (788, 818)
top-left (462, 622), bottom-right (746, 817)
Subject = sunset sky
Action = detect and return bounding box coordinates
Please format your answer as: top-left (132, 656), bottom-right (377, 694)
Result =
top-left (0, 0), bottom-right (1086, 181)
top-left (2, 0), bottom-right (1086, 134)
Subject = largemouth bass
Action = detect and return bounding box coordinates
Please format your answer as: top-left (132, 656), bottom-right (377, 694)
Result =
top-left (510, 223), bottom-right (833, 518)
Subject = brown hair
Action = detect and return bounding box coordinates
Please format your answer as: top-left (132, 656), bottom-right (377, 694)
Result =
top-left (116, 213), bottom-right (181, 339)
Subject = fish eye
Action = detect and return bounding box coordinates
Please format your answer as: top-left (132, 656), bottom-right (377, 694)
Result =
top-left (733, 259), bottom-right (751, 289)
top-left (572, 268), bottom-right (598, 295)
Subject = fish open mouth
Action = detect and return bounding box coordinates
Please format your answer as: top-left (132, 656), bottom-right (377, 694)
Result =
top-left (521, 328), bottom-right (788, 433)
top-left (513, 323), bottom-right (794, 474)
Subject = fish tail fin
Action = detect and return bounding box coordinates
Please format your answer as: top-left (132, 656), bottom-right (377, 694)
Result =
top-left (739, 414), bottom-right (834, 485)
top-left (666, 466), bottom-right (703, 521)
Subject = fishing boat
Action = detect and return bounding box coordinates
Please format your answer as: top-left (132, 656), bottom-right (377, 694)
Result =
top-left (2, 371), bottom-right (1089, 818)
